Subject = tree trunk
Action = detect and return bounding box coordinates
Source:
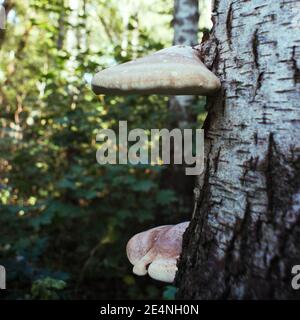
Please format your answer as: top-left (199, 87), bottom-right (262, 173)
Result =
top-left (170, 0), bottom-right (199, 127)
top-left (176, 0), bottom-right (300, 299)
top-left (0, 0), bottom-right (14, 48)
top-left (57, 11), bottom-right (65, 50)
top-left (173, 0), bottom-right (199, 46)
top-left (163, 0), bottom-right (200, 221)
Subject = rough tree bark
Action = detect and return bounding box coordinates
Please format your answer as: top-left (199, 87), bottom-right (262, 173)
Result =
top-left (176, 0), bottom-right (300, 299)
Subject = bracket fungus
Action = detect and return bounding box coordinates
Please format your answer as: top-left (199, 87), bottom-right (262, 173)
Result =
top-left (92, 45), bottom-right (220, 96)
top-left (126, 221), bottom-right (189, 283)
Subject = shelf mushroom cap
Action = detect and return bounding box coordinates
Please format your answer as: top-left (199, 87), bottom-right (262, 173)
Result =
top-left (126, 225), bottom-right (172, 268)
top-left (92, 45), bottom-right (220, 96)
top-left (126, 221), bottom-right (189, 283)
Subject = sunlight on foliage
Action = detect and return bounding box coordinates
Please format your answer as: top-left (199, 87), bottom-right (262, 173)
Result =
top-left (0, 0), bottom-right (209, 299)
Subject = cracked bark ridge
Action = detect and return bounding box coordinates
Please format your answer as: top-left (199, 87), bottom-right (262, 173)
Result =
top-left (176, 0), bottom-right (300, 299)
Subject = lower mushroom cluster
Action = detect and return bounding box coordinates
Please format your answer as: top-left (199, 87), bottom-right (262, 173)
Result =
top-left (126, 221), bottom-right (189, 283)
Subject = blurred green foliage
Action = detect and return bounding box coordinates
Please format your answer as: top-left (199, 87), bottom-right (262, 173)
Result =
top-left (0, 0), bottom-right (206, 299)
top-left (31, 277), bottom-right (67, 299)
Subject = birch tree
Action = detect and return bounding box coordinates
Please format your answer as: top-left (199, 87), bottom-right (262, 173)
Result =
top-left (170, 0), bottom-right (199, 127)
top-left (0, 0), bottom-right (14, 48)
top-left (176, 0), bottom-right (300, 299)
top-left (164, 0), bottom-right (200, 222)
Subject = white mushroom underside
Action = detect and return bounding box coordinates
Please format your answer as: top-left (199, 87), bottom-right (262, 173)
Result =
top-left (132, 253), bottom-right (178, 283)
top-left (147, 258), bottom-right (178, 283)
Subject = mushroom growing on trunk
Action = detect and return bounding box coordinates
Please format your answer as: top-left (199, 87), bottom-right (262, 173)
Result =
top-left (92, 45), bottom-right (219, 283)
top-left (126, 221), bottom-right (189, 283)
top-left (92, 45), bottom-right (220, 96)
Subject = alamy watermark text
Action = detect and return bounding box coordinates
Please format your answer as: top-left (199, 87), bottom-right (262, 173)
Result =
top-left (96, 121), bottom-right (204, 175)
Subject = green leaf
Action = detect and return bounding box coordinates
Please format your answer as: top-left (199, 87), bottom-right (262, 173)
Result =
top-left (163, 285), bottom-right (177, 300)
top-left (156, 189), bottom-right (176, 205)
top-left (131, 180), bottom-right (155, 192)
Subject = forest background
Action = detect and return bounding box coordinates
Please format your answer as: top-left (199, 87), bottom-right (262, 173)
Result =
top-left (0, 0), bottom-right (210, 299)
